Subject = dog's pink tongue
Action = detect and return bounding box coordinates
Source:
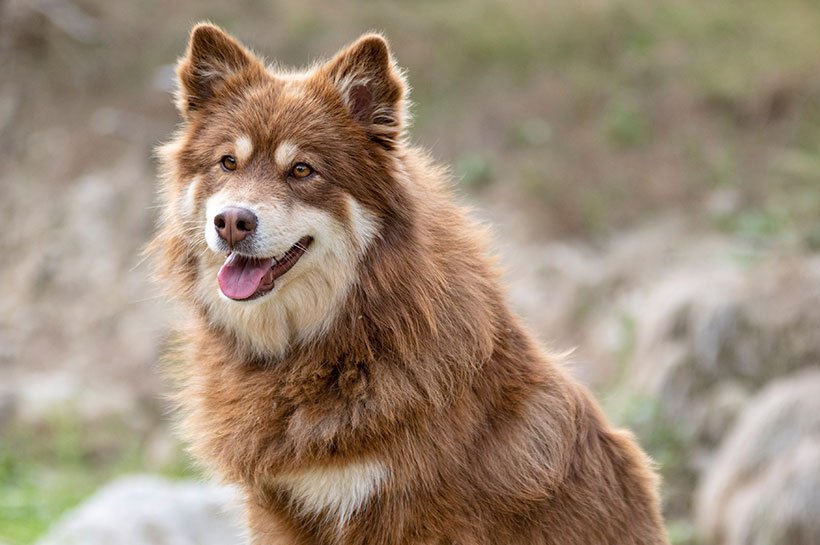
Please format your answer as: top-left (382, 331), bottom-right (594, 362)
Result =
top-left (217, 253), bottom-right (273, 300)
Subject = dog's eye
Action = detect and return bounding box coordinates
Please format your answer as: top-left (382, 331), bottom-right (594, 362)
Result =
top-left (220, 155), bottom-right (237, 172)
top-left (290, 163), bottom-right (314, 179)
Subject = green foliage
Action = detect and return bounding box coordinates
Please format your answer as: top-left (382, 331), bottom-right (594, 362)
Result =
top-left (0, 412), bottom-right (193, 545)
top-left (455, 152), bottom-right (493, 190)
top-left (603, 314), bottom-right (699, 539)
top-left (507, 118), bottom-right (552, 149)
top-left (604, 98), bottom-right (651, 149)
top-left (666, 519), bottom-right (697, 545)
top-left (604, 390), bottom-right (699, 540)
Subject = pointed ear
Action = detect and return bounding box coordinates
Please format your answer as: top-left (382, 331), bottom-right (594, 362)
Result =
top-left (175, 23), bottom-right (265, 118)
top-left (322, 34), bottom-right (409, 148)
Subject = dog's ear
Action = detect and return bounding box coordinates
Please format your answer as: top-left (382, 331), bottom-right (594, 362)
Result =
top-left (322, 33), bottom-right (409, 148)
top-left (176, 23), bottom-right (265, 119)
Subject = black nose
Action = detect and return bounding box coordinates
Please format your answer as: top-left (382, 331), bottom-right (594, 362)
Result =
top-left (214, 207), bottom-right (258, 247)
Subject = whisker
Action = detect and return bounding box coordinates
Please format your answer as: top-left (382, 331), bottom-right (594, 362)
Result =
top-left (130, 252), bottom-right (152, 272)
top-left (128, 294), bottom-right (167, 304)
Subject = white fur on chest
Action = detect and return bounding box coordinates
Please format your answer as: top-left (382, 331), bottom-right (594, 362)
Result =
top-left (275, 460), bottom-right (388, 525)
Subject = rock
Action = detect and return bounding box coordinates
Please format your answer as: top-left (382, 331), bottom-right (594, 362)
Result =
top-left (695, 370), bottom-right (820, 545)
top-left (556, 223), bottom-right (820, 518)
top-left (35, 475), bottom-right (246, 545)
top-left (0, 155), bottom-right (169, 428)
top-left (598, 250), bottom-right (820, 447)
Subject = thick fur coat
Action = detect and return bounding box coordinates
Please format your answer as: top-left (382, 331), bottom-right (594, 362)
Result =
top-left (151, 23), bottom-right (670, 545)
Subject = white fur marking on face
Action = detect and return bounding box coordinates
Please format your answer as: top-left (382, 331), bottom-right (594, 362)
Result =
top-left (276, 460), bottom-right (388, 525)
top-left (181, 177), bottom-right (200, 216)
top-left (274, 141), bottom-right (299, 169)
top-left (235, 135), bottom-right (253, 163)
top-left (346, 195), bottom-right (381, 251)
top-left (203, 192), bottom-right (230, 253)
top-left (197, 188), bottom-right (381, 358)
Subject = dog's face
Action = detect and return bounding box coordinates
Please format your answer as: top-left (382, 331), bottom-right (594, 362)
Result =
top-left (158, 25), bottom-right (409, 356)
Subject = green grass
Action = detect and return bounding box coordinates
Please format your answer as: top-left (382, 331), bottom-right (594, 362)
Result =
top-left (601, 313), bottom-right (699, 543)
top-left (604, 391), bottom-right (699, 545)
top-left (433, 0), bottom-right (820, 241)
top-left (327, 0), bottom-right (820, 241)
top-left (0, 412), bottom-right (193, 544)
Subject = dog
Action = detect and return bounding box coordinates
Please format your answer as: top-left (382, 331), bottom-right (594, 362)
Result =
top-left (151, 22), bottom-right (670, 545)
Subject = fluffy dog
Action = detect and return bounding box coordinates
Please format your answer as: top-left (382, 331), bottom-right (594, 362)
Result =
top-left (151, 23), bottom-right (670, 545)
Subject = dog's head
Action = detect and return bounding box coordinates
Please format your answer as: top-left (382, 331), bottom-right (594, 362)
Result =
top-left (156, 24), bottom-right (410, 356)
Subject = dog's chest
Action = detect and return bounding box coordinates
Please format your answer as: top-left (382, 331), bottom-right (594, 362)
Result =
top-left (274, 460), bottom-right (389, 525)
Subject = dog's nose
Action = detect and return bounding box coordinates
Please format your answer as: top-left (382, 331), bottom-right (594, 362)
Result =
top-left (214, 207), bottom-right (258, 247)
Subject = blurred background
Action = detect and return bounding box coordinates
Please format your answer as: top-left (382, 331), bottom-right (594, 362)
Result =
top-left (2, 0), bottom-right (820, 544)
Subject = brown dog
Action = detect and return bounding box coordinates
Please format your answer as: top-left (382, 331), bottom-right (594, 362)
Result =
top-left (151, 23), bottom-right (670, 545)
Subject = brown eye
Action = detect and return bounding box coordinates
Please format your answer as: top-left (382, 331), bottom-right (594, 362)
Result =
top-left (220, 155), bottom-right (237, 172)
top-left (290, 162), bottom-right (314, 179)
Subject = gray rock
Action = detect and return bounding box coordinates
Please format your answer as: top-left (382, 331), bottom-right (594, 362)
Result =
top-left (600, 250), bottom-right (820, 448)
top-left (0, 155), bottom-right (169, 428)
top-left (568, 224), bottom-right (820, 519)
top-left (695, 370), bottom-right (820, 545)
top-left (36, 475), bottom-right (246, 545)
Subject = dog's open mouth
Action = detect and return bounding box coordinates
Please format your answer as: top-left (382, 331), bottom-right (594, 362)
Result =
top-left (217, 236), bottom-right (313, 301)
